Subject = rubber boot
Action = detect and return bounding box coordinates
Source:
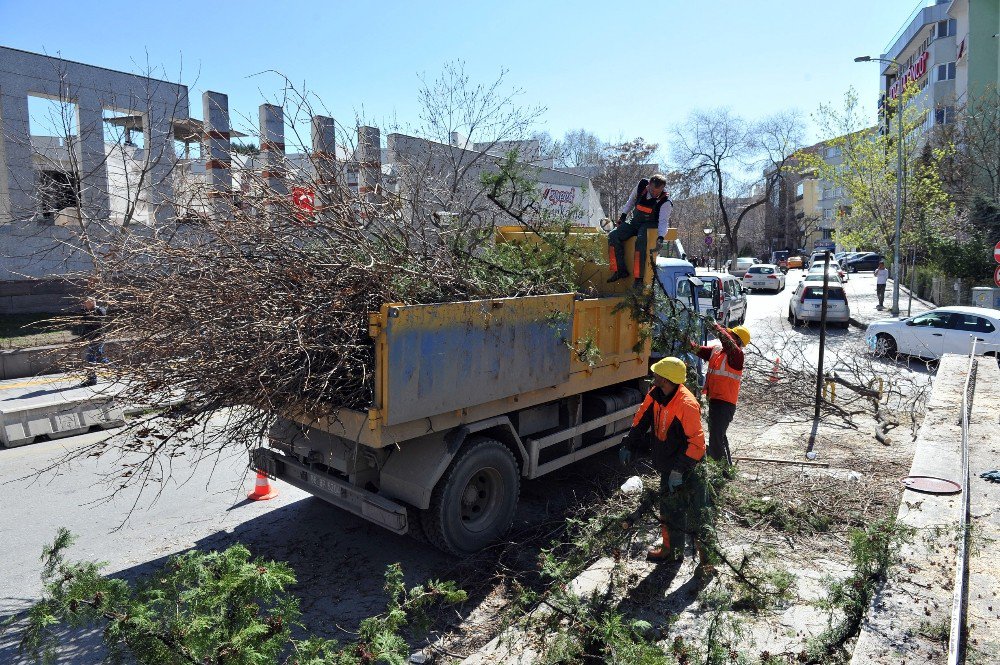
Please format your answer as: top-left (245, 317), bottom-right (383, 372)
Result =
top-left (647, 524), bottom-right (678, 563)
top-left (694, 541), bottom-right (716, 579)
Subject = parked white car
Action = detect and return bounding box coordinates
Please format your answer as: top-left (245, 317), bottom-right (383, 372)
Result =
top-left (806, 262), bottom-right (848, 283)
top-left (866, 306), bottom-right (1000, 361)
top-left (802, 267), bottom-right (846, 285)
top-left (742, 264), bottom-right (785, 293)
top-left (788, 282), bottom-right (851, 327)
top-left (728, 257), bottom-right (759, 277)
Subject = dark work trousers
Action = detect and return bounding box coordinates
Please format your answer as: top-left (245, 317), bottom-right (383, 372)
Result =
top-left (707, 399), bottom-right (736, 463)
top-left (876, 283), bottom-right (887, 308)
top-left (658, 468), bottom-right (709, 554)
top-left (608, 220), bottom-right (654, 279)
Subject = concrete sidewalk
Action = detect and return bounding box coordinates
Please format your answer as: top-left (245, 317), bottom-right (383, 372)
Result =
top-left (842, 272), bottom-right (933, 328)
top-left (850, 354), bottom-right (999, 663)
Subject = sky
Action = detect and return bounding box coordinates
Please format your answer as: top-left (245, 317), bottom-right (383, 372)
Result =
top-left (1, 0), bottom-right (925, 161)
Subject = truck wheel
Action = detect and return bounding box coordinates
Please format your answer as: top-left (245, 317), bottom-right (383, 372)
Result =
top-left (423, 436), bottom-right (520, 555)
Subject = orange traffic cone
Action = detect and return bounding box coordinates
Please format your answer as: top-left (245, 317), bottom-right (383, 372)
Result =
top-left (247, 470), bottom-right (279, 501)
top-left (769, 357), bottom-right (781, 384)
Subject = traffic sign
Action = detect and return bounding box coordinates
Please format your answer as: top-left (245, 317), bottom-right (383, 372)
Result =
top-left (995, 265), bottom-right (1000, 288)
top-left (994, 240), bottom-right (1000, 264)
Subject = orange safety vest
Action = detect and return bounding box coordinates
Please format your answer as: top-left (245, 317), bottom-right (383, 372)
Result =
top-left (629, 385), bottom-right (706, 470)
top-left (705, 345), bottom-right (742, 405)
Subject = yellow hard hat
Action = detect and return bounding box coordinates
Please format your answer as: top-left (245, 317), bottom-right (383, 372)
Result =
top-left (730, 326), bottom-right (751, 346)
top-left (650, 357), bottom-right (687, 384)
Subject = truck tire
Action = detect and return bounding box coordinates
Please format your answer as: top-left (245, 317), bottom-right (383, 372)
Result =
top-left (423, 436), bottom-right (520, 555)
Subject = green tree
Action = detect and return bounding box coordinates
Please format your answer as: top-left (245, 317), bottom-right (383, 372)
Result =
top-left (806, 86), bottom-right (954, 261)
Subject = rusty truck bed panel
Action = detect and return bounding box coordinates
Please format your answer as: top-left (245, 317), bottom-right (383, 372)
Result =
top-left (379, 294), bottom-right (574, 426)
top-left (283, 227), bottom-right (660, 447)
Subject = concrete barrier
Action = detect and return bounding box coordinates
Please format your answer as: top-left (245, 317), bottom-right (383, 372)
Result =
top-left (0, 391), bottom-right (125, 448)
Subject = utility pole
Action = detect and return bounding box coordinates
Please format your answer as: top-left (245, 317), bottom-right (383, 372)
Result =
top-left (854, 54), bottom-right (904, 316)
top-left (813, 251), bottom-right (831, 423)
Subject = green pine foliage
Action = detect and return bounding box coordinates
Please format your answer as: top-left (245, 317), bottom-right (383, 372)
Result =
top-left (11, 529), bottom-right (466, 665)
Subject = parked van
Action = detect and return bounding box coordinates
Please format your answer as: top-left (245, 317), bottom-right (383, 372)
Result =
top-left (695, 272), bottom-right (747, 326)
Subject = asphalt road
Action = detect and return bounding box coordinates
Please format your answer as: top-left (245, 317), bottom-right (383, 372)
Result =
top-left (732, 268), bottom-right (932, 373)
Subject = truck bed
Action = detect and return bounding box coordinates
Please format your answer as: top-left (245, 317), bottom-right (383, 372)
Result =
top-left (282, 228), bottom-right (659, 448)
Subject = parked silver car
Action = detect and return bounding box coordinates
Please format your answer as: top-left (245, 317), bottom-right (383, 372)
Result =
top-left (698, 272), bottom-right (747, 326)
top-left (787, 282), bottom-right (851, 327)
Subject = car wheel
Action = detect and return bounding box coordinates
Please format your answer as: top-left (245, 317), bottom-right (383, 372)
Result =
top-left (423, 436), bottom-right (520, 555)
top-left (873, 333), bottom-right (897, 359)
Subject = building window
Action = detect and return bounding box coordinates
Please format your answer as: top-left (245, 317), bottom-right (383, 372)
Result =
top-left (934, 105), bottom-right (956, 124)
top-left (936, 19), bottom-right (956, 39)
top-left (822, 229), bottom-right (834, 240)
top-left (795, 182), bottom-right (804, 200)
top-left (824, 146), bottom-right (841, 159)
top-left (936, 62), bottom-right (956, 82)
top-left (822, 208), bottom-right (834, 220)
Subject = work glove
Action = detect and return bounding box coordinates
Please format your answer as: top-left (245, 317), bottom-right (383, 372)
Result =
top-left (981, 470), bottom-right (1000, 483)
top-left (667, 469), bottom-right (683, 493)
top-left (655, 236), bottom-right (664, 251)
top-left (618, 212), bottom-right (627, 226)
top-left (618, 446), bottom-right (632, 465)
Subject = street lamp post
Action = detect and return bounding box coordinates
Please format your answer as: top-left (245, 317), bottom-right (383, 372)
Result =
top-left (855, 55), bottom-right (904, 316)
top-left (703, 227), bottom-right (714, 269)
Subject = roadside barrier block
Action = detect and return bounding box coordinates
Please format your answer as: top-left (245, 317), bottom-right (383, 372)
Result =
top-left (0, 394), bottom-right (124, 447)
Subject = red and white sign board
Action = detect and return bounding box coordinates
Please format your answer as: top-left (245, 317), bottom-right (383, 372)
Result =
top-left (994, 240), bottom-right (1000, 263)
top-left (292, 186), bottom-right (315, 223)
top-left (995, 265), bottom-right (1000, 288)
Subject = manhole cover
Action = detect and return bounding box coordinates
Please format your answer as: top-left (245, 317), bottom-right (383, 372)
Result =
top-left (901, 475), bottom-right (962, 495)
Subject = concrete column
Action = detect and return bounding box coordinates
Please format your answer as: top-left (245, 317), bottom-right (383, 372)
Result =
top-left (144, 109), bottom-right (178, 225)
top-left (75, 94), bottom-right (111, 223)
top-left (258, 103), bottom-right (286, 199)
top-left (357, 125), bottom-right (381, 199)
top-left (202, 91), bottom-right (232, 209)
top-left (311, 115), bottom-right (337, 212)
top-left (0, 89), bottom-right (34, 226)
top-left (311, 115), bottom-right (337, 183)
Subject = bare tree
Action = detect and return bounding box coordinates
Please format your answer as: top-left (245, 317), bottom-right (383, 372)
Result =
top-left (672, 109), bottom-right (804, 268)
top-left (554, 128), bottom-right (604, 168)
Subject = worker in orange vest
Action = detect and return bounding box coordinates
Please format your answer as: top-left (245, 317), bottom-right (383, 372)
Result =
top-left (606, 174), bottom-right (672, 283)
top-left (693, 324), bottom-right (750, 464)
top-left (619, 357), bottom-right (707, 563)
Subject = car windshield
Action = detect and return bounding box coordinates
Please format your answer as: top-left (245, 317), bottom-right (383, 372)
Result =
top-left (747, 266), bottom-right (774, 274)
top-left (802, 286), bottom-right (846, 300)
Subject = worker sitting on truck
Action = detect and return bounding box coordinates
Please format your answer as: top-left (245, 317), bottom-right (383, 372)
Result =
top-left (620, 357), bottom-right (706, 563)
top-left (607, 174), bottom-right (673, 283)
top-left (692, 324), bottom-right (749, 465)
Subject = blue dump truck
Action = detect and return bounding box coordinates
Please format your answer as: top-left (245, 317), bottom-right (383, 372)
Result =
top-left (258, 227), bottom-right (700, 554)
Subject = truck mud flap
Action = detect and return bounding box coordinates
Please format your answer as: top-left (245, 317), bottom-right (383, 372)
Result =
top-left (254, 449), bottom-right (409, 535)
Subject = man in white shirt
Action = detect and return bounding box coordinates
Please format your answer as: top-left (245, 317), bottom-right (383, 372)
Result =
top-left (607, 174), bottom-right (673, 283)
top-left (874, 261), bottom-right (889, 310)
